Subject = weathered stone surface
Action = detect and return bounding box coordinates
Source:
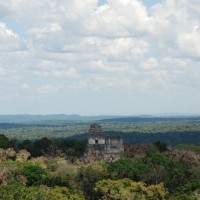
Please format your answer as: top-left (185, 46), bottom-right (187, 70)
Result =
top-left (104, 153), bottom-right (121, 162)
top-left (30, 156), bottom-right (48, 169)
top-left (79, 148), bottom-right (122, 165)
top-left (105, 136), bottom-right (124, 154)
top-left (88, 124), bottom-right (124, 157)
top-left (79, 149), bottom-right (103, 165)
top-left (89, 124), bottom-right (103, 135)
top-left (16, 149), bottom-right (31, 162)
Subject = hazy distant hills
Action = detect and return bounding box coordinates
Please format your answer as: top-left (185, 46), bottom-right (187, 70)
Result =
top-left (0, 114), bottom-right (120, 124)
top-left (0, 114), bottom-right (83, 123)
top-left (0, 114), bottom-right (200, 124)
top-left (1, 114), bottom-right (200, 144)
top-left (99, 116), bottom-right (200, 123)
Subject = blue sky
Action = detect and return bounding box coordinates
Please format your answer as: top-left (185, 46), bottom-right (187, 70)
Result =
top-left (99, 0), bottom-right (163, 7)
top-left (0, 0), bottom-right (200, 115)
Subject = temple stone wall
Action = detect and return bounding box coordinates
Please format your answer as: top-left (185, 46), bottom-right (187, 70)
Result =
top-left (104, 136), bottom-right (124, 154)
top-left (89, 124), bottom-right (103, 135)
top-left (87, 124), bottom-right (124, 156)
top-left (88, 138), bottom-right (105, 145)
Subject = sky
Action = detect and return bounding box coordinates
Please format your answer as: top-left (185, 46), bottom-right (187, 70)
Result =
top-left (0, 0), bottom-right (200, 115)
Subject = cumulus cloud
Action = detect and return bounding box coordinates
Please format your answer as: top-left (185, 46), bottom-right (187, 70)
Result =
top-left (178, 30), bottom-right (200, 57)
top-left (151, 0), bottom-right (200, 58)
top-left (0, 0), bottom-right (200, 114)
top-left (20, 83), bottom-right (30, 90)
top-left (0, 22), bottom-right (24, 51)
top-left (0, 66), bottom-right (7, 77)
top-left (38, 68), bottom-right (79, 78)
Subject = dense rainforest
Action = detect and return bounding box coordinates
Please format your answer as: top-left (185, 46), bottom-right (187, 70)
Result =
top-left (1, 119), bottom-right (200, 145)
top-left (0, 133), bottom-right (200, 199)
top-left (0, 116), bottom-right (200, 199)
top-left (0, 115), bottom-right (200, 145)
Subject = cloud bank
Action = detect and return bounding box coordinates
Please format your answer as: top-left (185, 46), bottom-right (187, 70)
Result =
top-left (0, 0), bottom-right (199, 115)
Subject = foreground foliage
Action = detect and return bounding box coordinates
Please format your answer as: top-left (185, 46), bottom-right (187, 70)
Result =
top-left (0, 134), bottom-right (200, 199)
top-left (0, 183), bottom-right (84, 200)
top-left (95, 179), bottom-right (167, 200)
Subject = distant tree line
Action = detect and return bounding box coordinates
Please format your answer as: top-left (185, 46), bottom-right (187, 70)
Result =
top-left (0, 134), bottom-right (87, 158)
top-left (69, 131), bottom-right (200, 146)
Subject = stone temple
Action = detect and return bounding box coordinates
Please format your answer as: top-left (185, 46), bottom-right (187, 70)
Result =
top-left (88, 124), bottom-right (124, 155)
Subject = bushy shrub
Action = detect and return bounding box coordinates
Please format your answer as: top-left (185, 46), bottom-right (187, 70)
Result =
top-left (22, 164), bottom-right (46, 186)
top-left (95, 178), bottom-right (167, 200)
top-left (0, 134), bottom-right (12, 149)
top-left (0, 183), bottom-right (84, 200)
top-left (0, 183), bottom-right (49, 200)
top-left (107, 158), bottom-right (149, 181)
top-left (76, 166), bottom-right (105, 199)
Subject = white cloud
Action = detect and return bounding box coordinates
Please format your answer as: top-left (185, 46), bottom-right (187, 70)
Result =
top-left (107, 0), bottom-right (155, 33)
top-left (140, 58), bottom-right (159, 70)
top-left (178, 29), bottom-right (200, 57)
top-left (36, 84), bottom-right (63, 95)
top-left (0, 0), bottom-right (200, 114)
top-left (0, 22), bottom-right (24, 51)
top-left (0, 65), bottom-right (20, 82)
top-left (28, 23), bottom-right (62, 36)
top-left (0, 66), bottom-right (6, 77)
top-left (101, 38), bottom-right (149, 59)
top-left (86, 0), bottom-right (155, 37)
top-left (51, 68), bottom-right (79, 78)
top-left (151, 0), bottom-right (200, 58)
top-left (20, 83), bottom-right (30, 90)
